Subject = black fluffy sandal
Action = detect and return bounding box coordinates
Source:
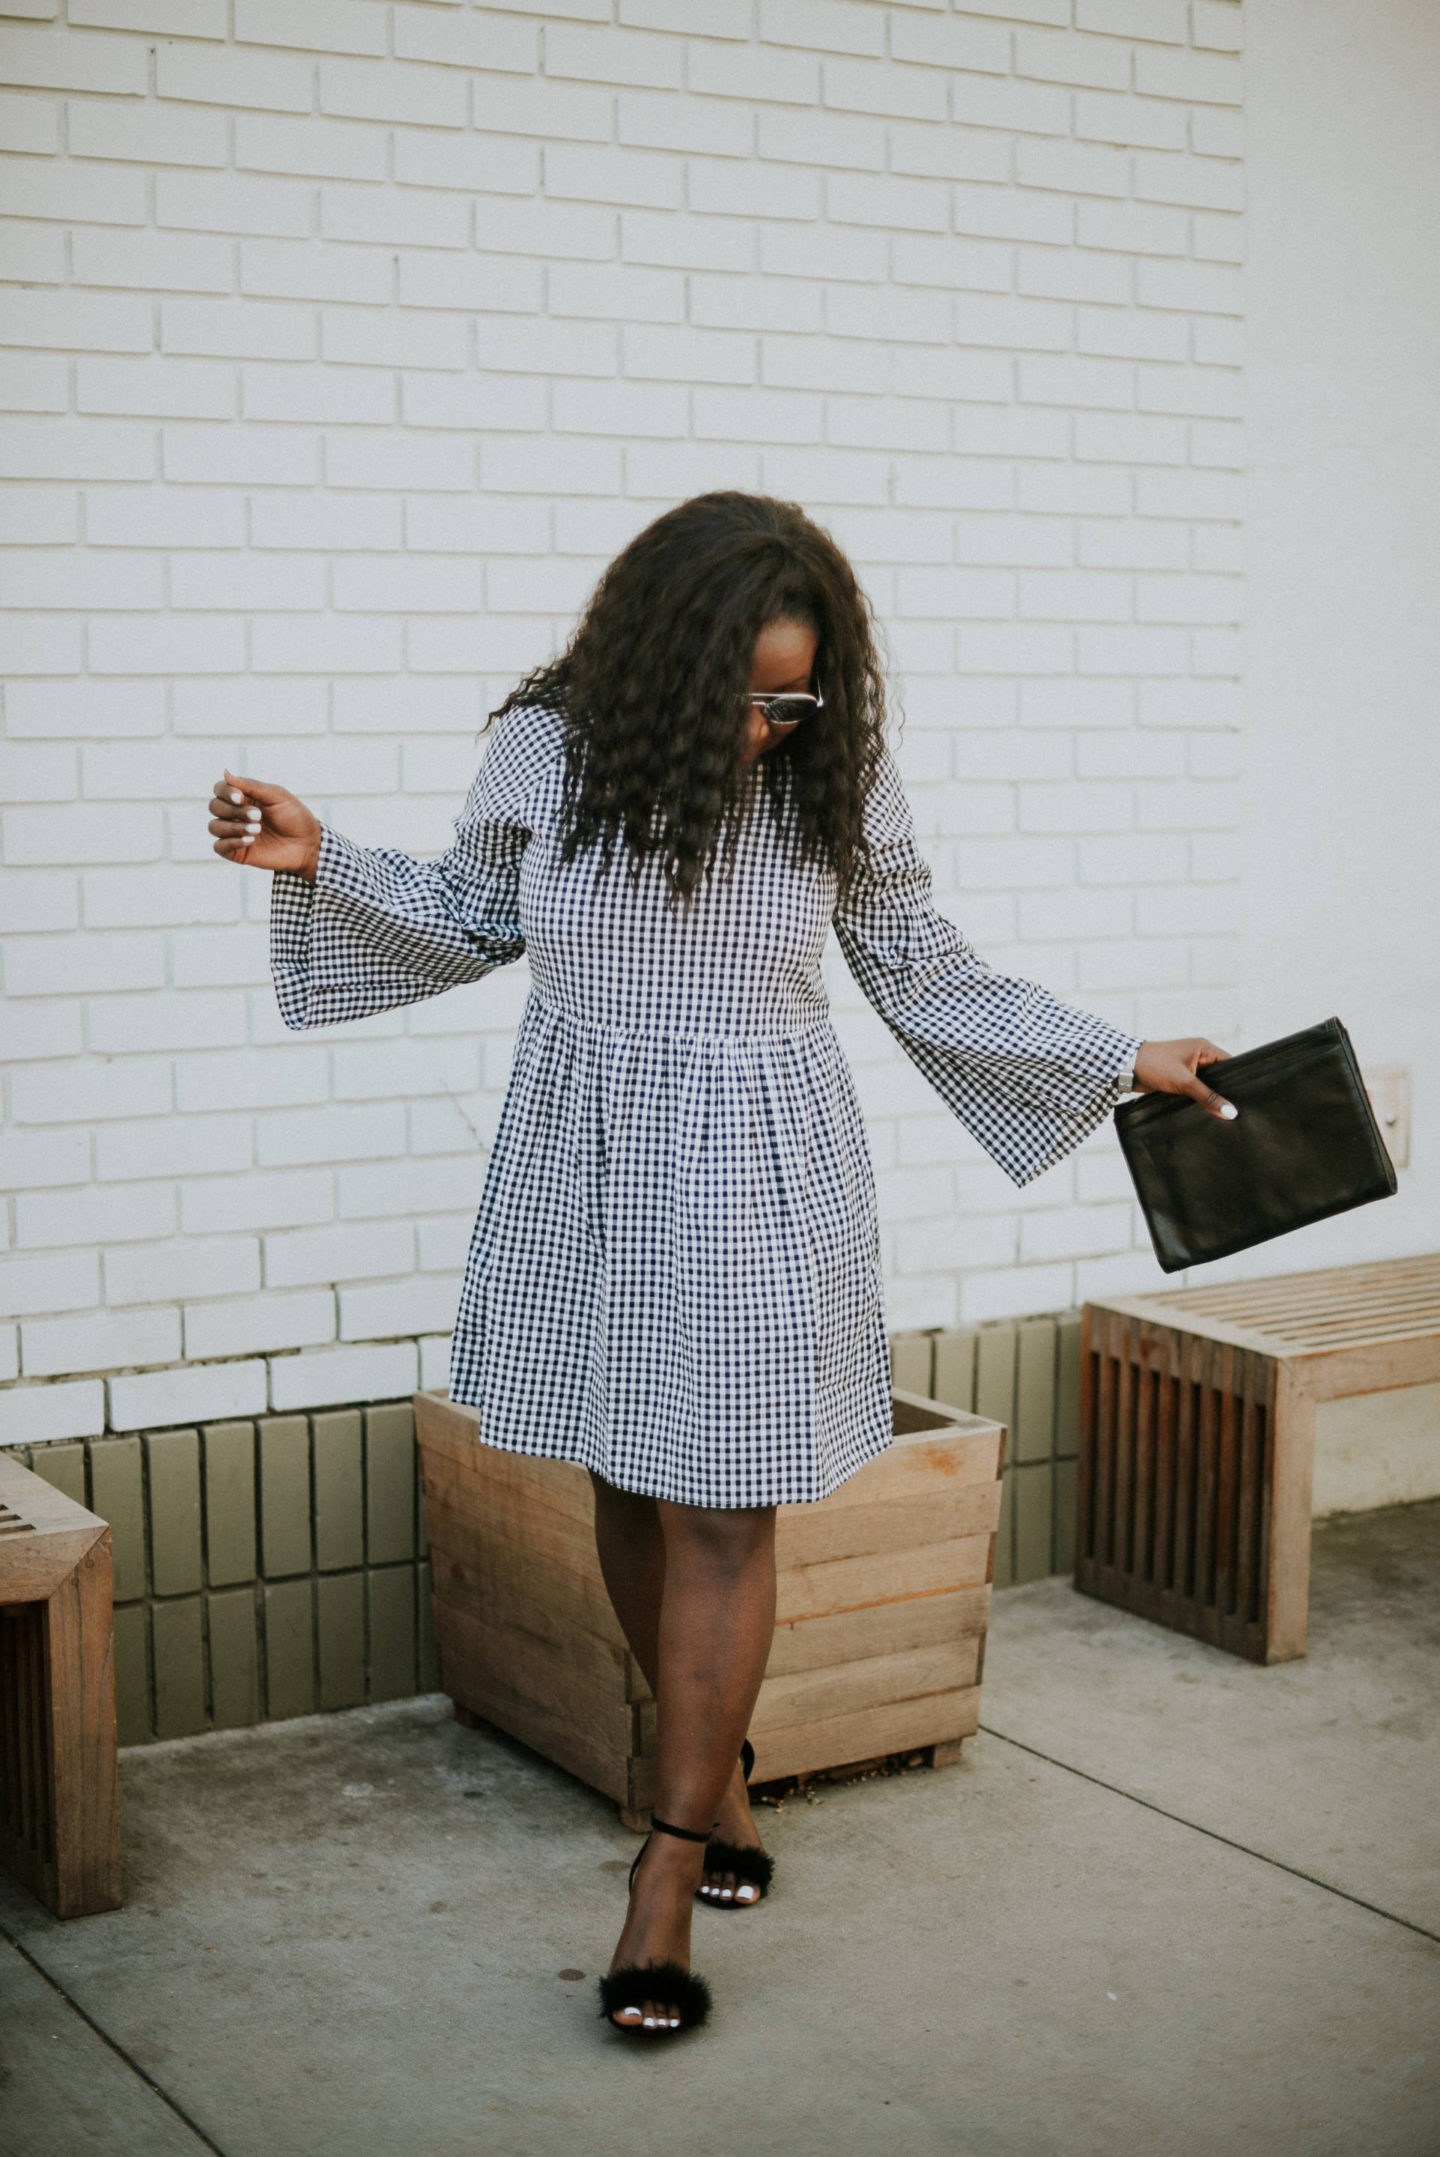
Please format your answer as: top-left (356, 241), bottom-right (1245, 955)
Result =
top-left (597, 1958), bottom-right (712, 2035)
top-left (698, 1739), bottom-right (774, 1910)
top-left (598, 1816), bottom-right (713, 2035)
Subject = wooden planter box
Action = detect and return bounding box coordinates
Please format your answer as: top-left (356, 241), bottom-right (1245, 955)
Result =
top-left (414, 1387), bottom-right (1006, 1827)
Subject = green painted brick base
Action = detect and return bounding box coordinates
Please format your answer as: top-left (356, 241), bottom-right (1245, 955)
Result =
top-left (890, 1309), bottom-right (1084, 1591)
top-left (17, 1400), bottom-right (437, 1747)
top-left (15, 1314), bottom-right (1081, 1748)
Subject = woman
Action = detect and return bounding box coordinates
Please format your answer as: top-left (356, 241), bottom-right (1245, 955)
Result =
top-left (208, 492), bottom-right (1234, 2039)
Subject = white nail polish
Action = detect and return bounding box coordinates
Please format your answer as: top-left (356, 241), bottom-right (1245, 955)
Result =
top-left (642, 2016), bottom-right (655, 2028)
top-left (1219, 1103), bottom-right (1239, 1121)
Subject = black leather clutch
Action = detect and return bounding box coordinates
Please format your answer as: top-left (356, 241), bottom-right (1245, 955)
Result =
top-left (1115, 1016), bottom-right (1397, 1273)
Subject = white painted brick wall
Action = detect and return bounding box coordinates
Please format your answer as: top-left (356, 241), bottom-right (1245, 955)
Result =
top-left (0, 0), bottom-right (1244, 1437)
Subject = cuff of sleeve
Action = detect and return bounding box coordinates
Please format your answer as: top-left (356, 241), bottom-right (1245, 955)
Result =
top-left (1003, 1030), bottom-right (1148, 1187)
top-left (313, 821), bottom-right (367, 894)
top-left (1114, 1034), bottom-right (1145, 1094)
top-left (267, 827), bottom-right (335, 1031)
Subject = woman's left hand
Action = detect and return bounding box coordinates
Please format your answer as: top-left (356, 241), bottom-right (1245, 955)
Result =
top-left (1133, 1038), bottom-right (1238, 1120)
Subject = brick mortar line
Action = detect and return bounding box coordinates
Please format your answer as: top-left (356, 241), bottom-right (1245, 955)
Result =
top-left (979, 1722), bottom-right (1440, 1946)
top-left (0, 1920), bottom-right (229, 2157)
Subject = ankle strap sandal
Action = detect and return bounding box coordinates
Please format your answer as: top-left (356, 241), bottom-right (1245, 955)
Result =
top-left (598, 1816), bottom-right (714, 2035)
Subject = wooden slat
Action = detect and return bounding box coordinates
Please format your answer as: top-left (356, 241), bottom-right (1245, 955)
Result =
top-left (1265, 1367), bottom-right (1315, 1662)
top-left (1150, 1252), bottom-right (1440, 1309)
top-left (752, 1638), bottom-right (979, 1735)
top-left (1193, 1336), bottom-right (1218, 1610)
top-left (429, 1550), bottom-right (627, 1677)
top-left (1132, 1355), bottom-right (1155, 1588)
top-left (1098, 1256), bottom-right (1440, 1358)
top-left (1152, 1351), bottom-right (1176, 1594)
top-left (418, 1444), bottom-right (593, 1535)
top-left (1094, 1325), bottom-right (1116, 1570)
top-left (766, 1585), bottom-right (991, 1679)
top-left (435, 1598), bottom-right (633, 1804)
top-left (1172, 1268), bottom-right (1439, 1320)
top-left (774, 1534), bottom-right (993, 1625)
top-left (1224, 1276), bottom-right (1440, 1321)
top-left (775, 1483), bottom-right (1001, 1568)
top-left (426, 1533), bottom-right (625, 1652)
top-left (1114, 1335), bottom-right (1135, 1577)
top-left (1213, 1342), bottom-right (1238, 1620)
top-left (1173, 1273), bottom-right (1440, 1324)
top-left (1173, 1333), bottom-right (1197, 1601)
top-left (750, 1688), bottom-right (980, 1786)
top-left (417, 1424), bottom-right (594, 1529)
top-left (1234, 1368), bottom-right (1263, 1629)
top-left (1279, 1311), bottom-right (1440, 1347)
top-left (1288, 1336), bottom-right (1440, 1397)
top-left (819, 1427), bottom-right (1003, 1506)
top-left (421, 1467), bottom-right (598, 1577)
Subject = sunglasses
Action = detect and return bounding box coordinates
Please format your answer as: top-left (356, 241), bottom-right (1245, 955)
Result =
top-left (747, 687), bottom-right (824, 729)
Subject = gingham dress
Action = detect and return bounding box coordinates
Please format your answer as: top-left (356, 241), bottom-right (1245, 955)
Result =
top-left (271, 700), bottom-right (1141, 1507)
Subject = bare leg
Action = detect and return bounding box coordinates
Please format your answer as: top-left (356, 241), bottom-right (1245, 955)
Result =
top-left (590, 1476), bottom-right (767, 1903)
top-left (589, 1473), bottom-right (666, 1692)
top-left (590, 1481), bottom-right (776, 2031)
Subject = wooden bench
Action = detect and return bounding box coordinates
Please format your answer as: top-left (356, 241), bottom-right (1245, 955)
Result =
top-left (415, 1386), bottom-right (1006, 1826)
top-left (0, 1451), bottom-right (121, 1917)
top-left (1076, 1254), bottom-right (1440, 1663)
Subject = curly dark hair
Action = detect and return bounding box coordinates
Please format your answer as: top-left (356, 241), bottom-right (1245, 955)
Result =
top-left (491, 492), bottom-right (890, 902)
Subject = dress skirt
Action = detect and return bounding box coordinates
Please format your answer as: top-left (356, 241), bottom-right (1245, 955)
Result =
top-left (270, 701), bottom-right (1141, 1508)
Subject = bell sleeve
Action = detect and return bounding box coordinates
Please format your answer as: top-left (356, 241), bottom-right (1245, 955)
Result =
top-left (269, 702), bottom-right (555, 1033)
top-left (832, 749), bottom-right (1144, 1189)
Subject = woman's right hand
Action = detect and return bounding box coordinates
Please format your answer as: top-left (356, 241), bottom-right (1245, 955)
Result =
top-left (208, 767), bottom-right (322, 881)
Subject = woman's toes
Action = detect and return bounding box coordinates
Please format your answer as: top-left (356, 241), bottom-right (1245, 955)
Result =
top-left (735, 1881), bottom-right (759, 1903)
top-left (615, 2005), bottom-right (643, 2027)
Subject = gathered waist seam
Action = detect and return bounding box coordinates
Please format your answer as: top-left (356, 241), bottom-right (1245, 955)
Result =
top-left (525, 990), bottom-right (833, 1051)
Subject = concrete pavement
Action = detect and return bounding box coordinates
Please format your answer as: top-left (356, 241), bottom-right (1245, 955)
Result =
top-left (3, 1499), bottom-right (1437, 2157)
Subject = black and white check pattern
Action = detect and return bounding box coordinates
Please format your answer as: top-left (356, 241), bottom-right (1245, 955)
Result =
top-left (271, 701), bottom-right (1141, 1507)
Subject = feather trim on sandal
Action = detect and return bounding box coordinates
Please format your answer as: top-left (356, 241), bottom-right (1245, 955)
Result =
top-left (598, 1961), bottom-right (712, 2031)
top-left (697, 1839), bottom-right (774, 1906)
